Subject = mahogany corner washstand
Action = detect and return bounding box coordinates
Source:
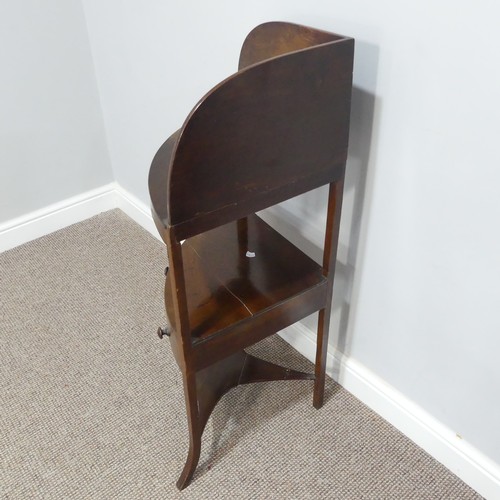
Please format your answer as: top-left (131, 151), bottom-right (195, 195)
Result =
top-left (148, 21), bottom-right (354, 489)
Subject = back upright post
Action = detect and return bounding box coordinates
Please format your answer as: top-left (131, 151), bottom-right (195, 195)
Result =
top-left (313, 178), bottom-right (345, 409)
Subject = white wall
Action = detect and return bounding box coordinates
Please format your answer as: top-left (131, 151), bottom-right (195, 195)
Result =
top-left (0, 0), bottom-right (112, 224)
top-left (82, 0), bottom-right (500, 470)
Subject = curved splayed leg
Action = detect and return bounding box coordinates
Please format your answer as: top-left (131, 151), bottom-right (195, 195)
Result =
top-left (175, 351), bottom-right (248, 489)
top-left (176, 371), bottom-right (202, 490)
top-left (176, 427), bottom-right (202, 490)
top-left (175, 349), bottom-right (314, 489)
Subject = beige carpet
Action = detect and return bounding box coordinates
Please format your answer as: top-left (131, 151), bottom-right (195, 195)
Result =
top-left (0, 209), bottom-right (481, 499)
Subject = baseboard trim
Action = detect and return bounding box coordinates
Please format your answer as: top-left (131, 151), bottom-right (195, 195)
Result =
top-left (2, 183), bottom-right (498, 498)
top-left (114, 184), bottom-right (162, 242)
top-left (0, 183), bottom-right (117, 253)
top-left (279, 323), bottom-right (500, 499)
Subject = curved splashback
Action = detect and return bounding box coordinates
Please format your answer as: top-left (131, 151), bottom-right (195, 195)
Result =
top-left (151, 22), bottom-right (354, 240)
top-left (238, 21), bottom-right (344, 69)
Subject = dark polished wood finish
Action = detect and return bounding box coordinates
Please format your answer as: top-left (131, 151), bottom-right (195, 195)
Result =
top-left (148, 21), bottom-right (354, 489)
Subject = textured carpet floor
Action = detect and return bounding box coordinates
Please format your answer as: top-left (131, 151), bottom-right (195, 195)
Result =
top-left (0, 209), bottom-right (481, 499)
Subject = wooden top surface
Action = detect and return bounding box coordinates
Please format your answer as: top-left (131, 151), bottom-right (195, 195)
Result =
top-left (165, 214), bottom-right (326, 340)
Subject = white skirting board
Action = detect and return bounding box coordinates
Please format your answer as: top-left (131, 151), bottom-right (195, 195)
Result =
top-left (113, 184), bottom-right (162, 243)
top-left (278, 323), bottom-right (500, 500)
top-left (1, 183), bottom-right (498, 499)
top-left (0, 183), bottom-right (162, 253)
top-left (0, 183), bottom-right (117, 253)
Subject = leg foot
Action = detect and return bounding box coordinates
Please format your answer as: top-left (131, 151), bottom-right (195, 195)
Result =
top-left (176, 370), bottom-right (203, 490)
top-left (313, 307), bottom-right (331, 409)
top-left (176, 431), bottom-right (201, 490)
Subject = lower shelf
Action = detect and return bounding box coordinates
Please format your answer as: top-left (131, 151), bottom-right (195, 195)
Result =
top-left (165, 213), bottom-right (326, 341)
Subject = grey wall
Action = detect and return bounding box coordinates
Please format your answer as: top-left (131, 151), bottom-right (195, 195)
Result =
top-left (0, 0), bottom-right (112, 224)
